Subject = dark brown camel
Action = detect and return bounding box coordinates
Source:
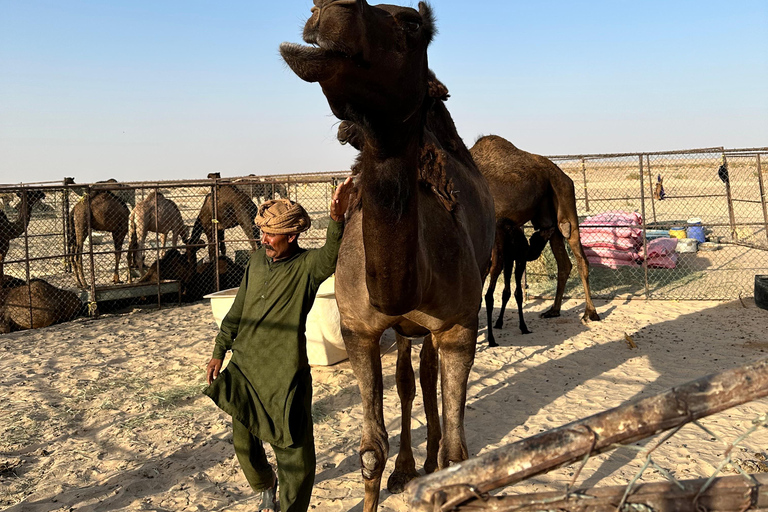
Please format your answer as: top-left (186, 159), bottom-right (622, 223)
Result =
top-left (0, 190), bottom-right (46, 282)
top-left (188, 174), bottom-right (260, 264)
top-left (281, 3), bottom-right (496, 511)
top-left (67, 189), bottom-right (131, 288)
top-left (471, 135), bottom-right (600, 340)
top-left (0, 279), bottom-right (83, 333)
top-left (339, 113), bottom-right (601, 347)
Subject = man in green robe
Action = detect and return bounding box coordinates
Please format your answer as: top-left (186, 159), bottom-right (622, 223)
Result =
top-left (204, 177), bottom-right (353, 512)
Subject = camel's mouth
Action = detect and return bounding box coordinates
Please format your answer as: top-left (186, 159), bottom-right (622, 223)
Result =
top-left (280, 42), bottom-right (352, 83)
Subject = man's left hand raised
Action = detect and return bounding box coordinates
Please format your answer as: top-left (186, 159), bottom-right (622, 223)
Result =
top-left (330, 176), bottom-right (354, 222)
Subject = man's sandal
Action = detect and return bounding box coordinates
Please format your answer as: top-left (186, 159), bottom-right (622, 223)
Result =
top-left (258, 474), bottom-right (278, 512)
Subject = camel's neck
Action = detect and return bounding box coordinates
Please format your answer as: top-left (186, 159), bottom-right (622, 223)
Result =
top-left (359, 131), bottom-right (423, 316)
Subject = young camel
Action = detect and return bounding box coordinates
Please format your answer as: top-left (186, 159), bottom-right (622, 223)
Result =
top-left (128, 191), bottom-right (189, 274)
top-left (281, 2), bottom-right (496, 511)
top-left (0, 190), bottom-right (46, 283)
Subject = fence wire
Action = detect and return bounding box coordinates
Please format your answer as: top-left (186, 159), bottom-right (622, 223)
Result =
top-left (525, 147), bottom-right (768, 300)
top-left (0, 173), bottom-right (345, 332)
top-left (1, 145), bottom-right (766, 333)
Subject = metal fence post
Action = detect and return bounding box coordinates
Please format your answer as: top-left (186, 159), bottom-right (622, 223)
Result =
top-left (211, 178), bottom-right (221, 292)
top-left (62, 178), bottom-right (72, 272)
top-left (154, 186), bottom-right (162, 308)
top-left (639, 155), bottom-right (650, 298)
top-left (757, 154), bottom-right (768, 245)
top-left (722, 152), bottom-right (737, 240)
top-left (86, 186), bottom-right (97, 315)
top-left (22, 189), bottom-right (33, 327)
top-left (645, 154), bottom-right (657, 224)
top-left (580, 157), bottom-right (590, 212)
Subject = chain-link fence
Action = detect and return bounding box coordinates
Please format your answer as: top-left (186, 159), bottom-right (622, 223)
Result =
top-left (1, 145), bottom-right (766, 333)
top-left (0, 172), bottom-right (347, 332)
top-left (525, 146), bottom-right (768, 300)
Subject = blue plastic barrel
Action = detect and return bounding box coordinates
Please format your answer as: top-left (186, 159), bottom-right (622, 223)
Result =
top-left (686, 218), bottom-right (706, 243)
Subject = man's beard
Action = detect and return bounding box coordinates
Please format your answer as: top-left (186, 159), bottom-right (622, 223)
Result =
top-left (263, 245), bottom-right (274, 251)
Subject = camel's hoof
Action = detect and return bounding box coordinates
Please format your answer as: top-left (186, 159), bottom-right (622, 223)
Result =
top-left (387, 469), bottom-right (419, 494)
top-left (424, 460), bottom-right (438, 474)
top-left (493, 321), bottom-right (504, 329)
top-left (488, 339), bottom-right (499, 348)
top-left (540, 309), bottom-right (561, 319)
top-left (582, 310), bottom-right (601, 323)
top-left (520, 327), bottom-right (531, 335)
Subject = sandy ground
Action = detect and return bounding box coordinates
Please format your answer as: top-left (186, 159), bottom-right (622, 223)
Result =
top-left (2, 296), bottom-right (768, 511)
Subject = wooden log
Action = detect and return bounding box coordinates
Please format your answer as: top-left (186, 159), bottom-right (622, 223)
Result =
top-left (407, 357), bottom-right (768, 511)
top-left (453, 474), bottom-right (768, 511)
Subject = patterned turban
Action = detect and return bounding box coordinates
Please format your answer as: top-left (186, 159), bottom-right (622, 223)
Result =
top-left (255, 198), bottom-right (311, 235)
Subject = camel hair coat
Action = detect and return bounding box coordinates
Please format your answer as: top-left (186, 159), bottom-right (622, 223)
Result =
top-left (204, 219), bottom-right (344, 448)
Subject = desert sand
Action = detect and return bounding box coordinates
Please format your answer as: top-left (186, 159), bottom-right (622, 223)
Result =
top-left (2, 295), bottom-right (768, 511)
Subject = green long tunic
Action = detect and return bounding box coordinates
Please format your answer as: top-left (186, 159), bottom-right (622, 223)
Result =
top-left (204, 219), bottom-right (344, 448)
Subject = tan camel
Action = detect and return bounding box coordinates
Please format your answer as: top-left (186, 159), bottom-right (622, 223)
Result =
top-left (471, 135), bottom-right (601, 337)
top-left (67, 189), bottom-right (130, 288)
top-left (188, 174), bottom-right (260, 264)
top-left (281, 2), bottom-right (496, 510)
top-left (0, 279), bottom-right (83, 333)
top-left (0, 190), bottom-right (46, 282)
top-left (128, 191), bottom-right (189, 274)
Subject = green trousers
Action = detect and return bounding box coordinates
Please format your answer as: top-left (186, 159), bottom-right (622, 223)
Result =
top-left (232, 417), bottom-right (316, 512)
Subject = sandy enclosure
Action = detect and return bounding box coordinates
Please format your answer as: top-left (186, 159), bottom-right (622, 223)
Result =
top-left (2, 296), bottom-right (768, 511)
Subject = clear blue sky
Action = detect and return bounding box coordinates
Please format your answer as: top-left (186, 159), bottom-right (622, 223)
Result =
top-left (1, 0), bottom-right (766, 184)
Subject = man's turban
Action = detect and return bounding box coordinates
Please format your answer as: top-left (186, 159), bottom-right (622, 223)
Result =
top-left (255, 198), bottom-right (311, 235)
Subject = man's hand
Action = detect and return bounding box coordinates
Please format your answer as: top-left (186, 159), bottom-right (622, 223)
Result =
top-left (206, 358), bottom-right (223, 385)
top-left (330, 176), bottom-right (354, 222)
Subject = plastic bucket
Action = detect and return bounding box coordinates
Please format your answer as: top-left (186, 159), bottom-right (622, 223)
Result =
top-left (676, 238), bottom-right (698, 253)
top-left (686, 218), bottom-right (706, 243)
top-left (669, 227), bottom-right (687, 239)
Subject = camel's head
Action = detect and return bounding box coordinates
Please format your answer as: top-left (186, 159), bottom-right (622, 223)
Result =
top-left (16, 190), bottom-right (46, 204)
top-left (281, 0), bottom-right (435, 125)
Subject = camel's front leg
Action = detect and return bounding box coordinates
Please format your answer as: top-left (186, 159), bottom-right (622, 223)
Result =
top-left (342, 326), bottom-right (388, 512)
top-left (113, 231), bottom-right (126, 284)
top-left (160, 232), bottom-right (168, 257)
top-left (434, 322), bottom-right (477, 468)
top-left (387, 333), bottom-right (419, 494)
top-left (420, 333), bottom-right (440, 474)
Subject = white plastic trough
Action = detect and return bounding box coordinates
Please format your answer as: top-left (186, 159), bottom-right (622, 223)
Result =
top-left (204, 275), bottom-right (348, 366)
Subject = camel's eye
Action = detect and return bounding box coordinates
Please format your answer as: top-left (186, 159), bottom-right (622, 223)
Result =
top-left (403, 20), bottom-right (420, 32)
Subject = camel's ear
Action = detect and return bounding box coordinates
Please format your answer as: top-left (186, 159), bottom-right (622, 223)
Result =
top-left (427, 70), bottom-right (449, 101)
top-left (418, 2), bottom-right (436, 44)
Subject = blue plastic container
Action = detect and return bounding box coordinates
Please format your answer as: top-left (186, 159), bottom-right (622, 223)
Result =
top-left (686, 217), bottom-right (706, 243)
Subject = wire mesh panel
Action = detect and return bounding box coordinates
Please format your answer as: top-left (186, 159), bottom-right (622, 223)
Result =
top-left (523, 148), bottom-right (768, 300)
top-left (0, 172), bottom-right (347, 332)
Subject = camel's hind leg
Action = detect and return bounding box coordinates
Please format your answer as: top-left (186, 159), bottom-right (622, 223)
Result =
top-left (484, 228), bottom-right (504, 347)
top-left (513, 247), bottom-right (531, 334)
top-left (434, 321), bottom-right (476, 469)
top-left (559, 219), bottom-right (600, 322)
top-left (386, 333), bottom-right (420, 494)
top-left (342, 326), bottom-right (388, 512)
top-left (542, 230), bottom-right (571, 318)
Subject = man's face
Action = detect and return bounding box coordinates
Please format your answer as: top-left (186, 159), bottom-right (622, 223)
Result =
top-left (261, 231), bottom-right (297, 260)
